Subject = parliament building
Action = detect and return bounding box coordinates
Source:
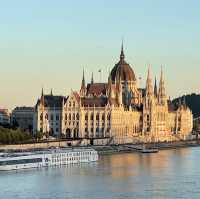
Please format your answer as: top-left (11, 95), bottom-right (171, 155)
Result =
top-left (33, 45), bottom-right (193, 144)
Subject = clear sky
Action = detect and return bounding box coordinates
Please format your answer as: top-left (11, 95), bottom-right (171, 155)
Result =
top-left (0, 0), bottom-right (200, 110)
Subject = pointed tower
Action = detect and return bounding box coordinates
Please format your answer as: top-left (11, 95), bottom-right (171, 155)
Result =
top-left (158, 67), bottom-right (167, 105)
top-left (91, 72), bottom-right (94, 84)
top-left (146, 67), bottom-right (153, 97)
top-left (50, 88), bottom-right (53, 96)
top-left (154, 77), bottom-right (158, 98)
top-left (41, 87), bottom-right (45, 106)
top-left (80, 69), bottom-right (86, 96)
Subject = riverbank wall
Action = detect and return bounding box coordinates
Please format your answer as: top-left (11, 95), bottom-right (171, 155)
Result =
top-left (1, 139), bottom-right (200, 154)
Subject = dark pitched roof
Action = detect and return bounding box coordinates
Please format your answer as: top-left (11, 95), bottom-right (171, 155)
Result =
top-left (86, 83), bottom-right (107, 96)
top-left (36, 95), bottom-right (67, 108)
top-left (81, 97), bottom-right (108, 107)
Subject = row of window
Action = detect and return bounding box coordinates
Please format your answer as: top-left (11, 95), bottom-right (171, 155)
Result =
top-left (84, 127), bottom-right (110, 133)
top-left (40, 114), bottom-right (60, 121)
top-left (40, 113), bottom-right (111, 122)
top-left (52, 151), bottom-right (94, 158)
top-left (68, 101), bottom-right (76, 107)
top-left (0, 158), bottom-right (42, 166)
top-left (85, 113), bottom-right (110, 121)
top-left (65, 113), bottom-right (79, 121)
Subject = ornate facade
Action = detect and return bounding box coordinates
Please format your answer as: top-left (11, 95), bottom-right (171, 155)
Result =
top-left (33, 45), bottom-right (193, 144)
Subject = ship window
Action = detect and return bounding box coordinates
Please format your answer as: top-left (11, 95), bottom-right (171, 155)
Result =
top-left (0, 158), bottom-right (43, 165)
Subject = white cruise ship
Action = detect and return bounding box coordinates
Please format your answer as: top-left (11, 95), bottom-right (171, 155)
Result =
top-left (0, 148), bottom-right (98, 171)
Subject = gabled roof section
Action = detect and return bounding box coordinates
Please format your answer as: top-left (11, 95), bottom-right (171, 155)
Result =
top-left (86, 83), bottom-right (108, 96)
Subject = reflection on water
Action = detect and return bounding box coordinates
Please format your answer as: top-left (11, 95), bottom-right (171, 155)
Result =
top-left (1, 148), bottom-right (200, 199)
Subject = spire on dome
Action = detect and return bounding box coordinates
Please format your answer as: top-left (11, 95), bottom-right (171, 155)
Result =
top-left (120, 40), bottom-right (125, 61)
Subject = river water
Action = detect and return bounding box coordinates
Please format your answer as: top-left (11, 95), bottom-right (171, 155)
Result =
top-left (1, 147), bottom-right (200, 199)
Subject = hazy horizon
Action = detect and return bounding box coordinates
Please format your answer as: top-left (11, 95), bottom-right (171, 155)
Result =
top-left (1, 0), bottom-right (200, 110)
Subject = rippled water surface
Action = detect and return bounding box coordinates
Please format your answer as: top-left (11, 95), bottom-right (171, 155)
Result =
top-left (1, 147), bottom-right (200, 199)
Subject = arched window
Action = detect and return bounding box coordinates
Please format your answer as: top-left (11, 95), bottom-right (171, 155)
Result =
top-left (65, 114), bottom-right (67, 120)
top-left (69, 101), bottom-right (71, 107)
top-left (96, 113), bottom-right (99, 120)
top-left (85, 114), bottom-right (88, 120)
top-left (73, 113), bottom-right (75, 120)
top-left (90, 114), bottom-right (94, 121)
top-left (73, 101), bottom-right (75, 107)
top-left (40, 113), bottom-right (43, 120)
top-left (69, 113), bottom-right (71, 120)
top-left (102, 114), bottom-right (105, 121)
top-left (76, 113), bottom-right (79, 120)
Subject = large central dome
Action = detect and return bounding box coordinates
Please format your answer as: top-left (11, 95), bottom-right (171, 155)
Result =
top-left (110, 45), bottom-right (136, 82)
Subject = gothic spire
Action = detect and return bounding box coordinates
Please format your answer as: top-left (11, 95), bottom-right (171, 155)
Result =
top-left (146, 67), bottom-right (153, 96)
top-left (41, 87), bottom-right (44, 97)
top-left (41, 87), bottom-right (45, 105)
top-left (81, 69), bottom-right (85, 88)
top-left (91, 72), bottom-right (94, 84)
top-left (50, 88), bottom-right (53, 96)
top-left (154, 77), bottom-right (158, 97)
top-left (158, 66), bottom-right (166, 104)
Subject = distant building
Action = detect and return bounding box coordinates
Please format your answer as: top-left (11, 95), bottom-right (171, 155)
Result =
top-left (33, 44), bottom-right (193, 144)
top-left (11, 107), bottom-right (34, 131)
top-left (0, 109), bottom-right (10, 126)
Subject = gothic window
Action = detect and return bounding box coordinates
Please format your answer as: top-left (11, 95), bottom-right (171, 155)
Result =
top-left (96, 113), bottom-right (99, 120)
top-left (102, 114), bottom-right (105, 121)
top-left (73, 113), bottom-right (75, 120)
top-left (65, 114), bottom-right (67, 120)
top-left (73, 101), bottom-right (75, 107)
top-left (85, 114), bottom-right (88, 120)
top-left (90, 114), bottom-right (94, 121)
top-left (69, 113), bottom-right (71, 120)
top-left (69, 101), bottom-right (71, 107)
top-left (76, 113), bottom-right (79, 120)
top-left (40, 113), bottom-right (43, 120)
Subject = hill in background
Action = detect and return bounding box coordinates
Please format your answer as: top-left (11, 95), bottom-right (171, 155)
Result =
top-left (172, 93), bottom-right (200, 118)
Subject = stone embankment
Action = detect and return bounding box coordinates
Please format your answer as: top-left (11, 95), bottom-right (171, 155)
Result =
top-left (0, 139), bottom-right (200, 153)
